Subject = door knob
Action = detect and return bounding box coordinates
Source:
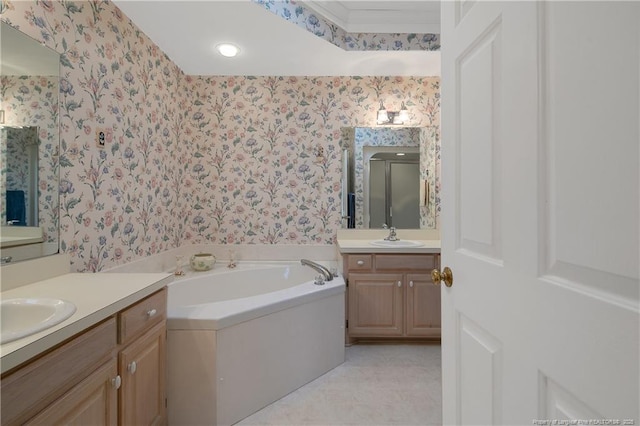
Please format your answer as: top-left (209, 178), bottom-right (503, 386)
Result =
top-left (432, 267), bottom-right (453, 287)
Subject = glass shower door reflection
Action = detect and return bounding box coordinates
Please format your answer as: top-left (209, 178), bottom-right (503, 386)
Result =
top-left (389, 162), bottom-right (420, 229)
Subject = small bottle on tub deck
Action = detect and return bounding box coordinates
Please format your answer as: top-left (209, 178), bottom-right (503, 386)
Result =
top-left (174, 255), bottom-right (185, 276)
top-left (227, 249), bottom-right (237, 269)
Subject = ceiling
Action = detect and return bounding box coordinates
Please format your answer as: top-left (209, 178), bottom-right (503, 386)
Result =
top-left (112, 1), bottom-right (441, 77)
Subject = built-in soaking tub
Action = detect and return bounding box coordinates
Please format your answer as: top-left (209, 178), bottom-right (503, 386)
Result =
top-left (166, 262), bottom-right (346, 426)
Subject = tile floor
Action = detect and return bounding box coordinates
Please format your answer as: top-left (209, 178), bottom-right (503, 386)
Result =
top-left (236, 343), bottom-right (442, 426)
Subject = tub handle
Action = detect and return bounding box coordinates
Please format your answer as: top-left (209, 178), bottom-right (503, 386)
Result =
top-left (128, 361), bottom-right (137, 375)
top-left (147, 308), bottom-right (157, 318)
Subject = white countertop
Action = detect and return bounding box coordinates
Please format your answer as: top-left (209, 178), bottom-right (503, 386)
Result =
top-left (337, 238), bottom-right (441, 254)
top-left (336, 229), bottom-right (441, 254)
top-left (1, 272), bottom-right (173, 374)
top-left (1, 226), bottom-right (44, 248)
top-left (0, 235), bottom-right (44, 247)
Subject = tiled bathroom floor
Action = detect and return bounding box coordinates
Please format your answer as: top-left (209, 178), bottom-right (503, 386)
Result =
top-left (236, 344), bottom-right (442, 426)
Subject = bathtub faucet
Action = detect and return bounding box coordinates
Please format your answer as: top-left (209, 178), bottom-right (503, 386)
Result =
top-left (300, 259), bottom-right (333, 281)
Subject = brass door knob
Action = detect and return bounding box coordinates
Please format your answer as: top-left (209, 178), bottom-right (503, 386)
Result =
top-left (431, 267), bottom-right (453, 287)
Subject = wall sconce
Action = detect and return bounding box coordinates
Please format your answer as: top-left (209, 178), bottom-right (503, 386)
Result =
top-left (376, 101), bottom-right (409, 125)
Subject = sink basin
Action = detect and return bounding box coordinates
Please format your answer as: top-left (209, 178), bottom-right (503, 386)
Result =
top-left (369, 239), bottom-right (425, 248)
top-left (1, 298), bottom-right (76, 344)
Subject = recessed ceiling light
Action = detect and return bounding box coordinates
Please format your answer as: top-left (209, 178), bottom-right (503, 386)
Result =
top-left (216, 43), bottom-right (240, 58)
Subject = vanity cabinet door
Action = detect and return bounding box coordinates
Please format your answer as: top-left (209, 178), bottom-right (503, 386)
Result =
top-left (348, 273), bottom-right (404, 337)
top-left (25, 359), bottom-right (118, 426)
top-left (119, 321), bottom-right (166, 426)
top-left (405, 273), bottom-right (441, 337)
top-left (0, 318), bottom-right (117, 426)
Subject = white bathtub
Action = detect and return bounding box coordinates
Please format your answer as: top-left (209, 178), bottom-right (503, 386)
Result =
top-left (166, 262), bottom-right (346, 426)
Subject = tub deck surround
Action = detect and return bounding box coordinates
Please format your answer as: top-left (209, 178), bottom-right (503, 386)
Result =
top-left (336, 228), bottom-right (441, 254)
top-left (167, 262), bottom-right (346, 426)
top-left (168, 262), bottom-right (344, 330)
top-left (0, 272), bottom-right (173, 374)
top-left (104, 244), bottom-right (338, 274)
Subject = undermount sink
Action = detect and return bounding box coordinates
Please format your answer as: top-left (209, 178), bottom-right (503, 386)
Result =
top-left (1, 298), bottom-right (76, 345)
top-left (369, 239), bottom-right (425, 248)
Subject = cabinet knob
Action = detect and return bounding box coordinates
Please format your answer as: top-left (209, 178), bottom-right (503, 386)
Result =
top-left (356, 260), bottom-right (364, 266)
top-left (397, 281), bottom-right (402, 287)
top-left (147, 308), bottom-right (157, 318)
top-left (409, 281), bottom-right (414, 287)
top-left (128, 361), bottom-right (137, 374)
top-left (112, 375), bottom-right (122, 390)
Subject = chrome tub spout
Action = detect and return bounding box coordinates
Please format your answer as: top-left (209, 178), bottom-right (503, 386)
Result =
top-left (300, 259), bottom-right (333, 281)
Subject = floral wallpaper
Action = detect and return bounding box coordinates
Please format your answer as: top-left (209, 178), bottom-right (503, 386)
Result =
top-left (1, 75), bottom-right (59, 241)
top-left (2, 1), bottom-right (440, 272)
top-left (180, 76), bottom-right (440, 245)
top-left (2, 0), bottom-right (185, 271)
top-left (421, 126), bottom-right (440, 228)
top-left (255, 0), bottom-right (440, 51)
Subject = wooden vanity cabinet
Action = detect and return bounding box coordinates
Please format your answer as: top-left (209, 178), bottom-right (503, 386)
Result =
top-left (117, 288), bottom-right (167, 426)
top-left (24, 359), bottom-right (118, 425)
top-left (0, 288), bottom-right (167, 426)
top-left (405, 273), bottom-right (441, 338)
top-left (1, 318), bottom-right (118, 426)
top-left (344, 253), bottom-right (441, 341)
top-left (346, 272), bottom-right (405, 337)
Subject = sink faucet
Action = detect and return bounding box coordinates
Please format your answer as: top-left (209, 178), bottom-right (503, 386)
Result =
top-left (300, 259), bottom-right (333, 281)
top-left (384, 227), bottom-right (399, 242)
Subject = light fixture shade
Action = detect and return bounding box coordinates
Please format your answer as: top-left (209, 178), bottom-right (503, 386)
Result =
top-left (377, 100), bottom-right (388, 124)
top-left (398, 102), bottom-right (409, 123)
top-left (377, 109), bottom-right (389, 124)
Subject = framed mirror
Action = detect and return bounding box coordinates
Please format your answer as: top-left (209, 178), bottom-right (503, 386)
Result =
top-left (341, 126), bottom-right (439, 229)
top-left (1, 21), bottom-right (60, 260)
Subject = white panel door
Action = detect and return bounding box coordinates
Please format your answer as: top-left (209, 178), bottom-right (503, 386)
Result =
top-left (440, 2), bottom-right (639, 424)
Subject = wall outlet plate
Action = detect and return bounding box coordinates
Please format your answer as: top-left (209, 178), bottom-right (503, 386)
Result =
top-left (96, 128), bottom-right (106, 148)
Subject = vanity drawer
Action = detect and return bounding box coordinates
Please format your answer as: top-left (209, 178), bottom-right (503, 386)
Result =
top-left (347, 255), bottom-right (373, 271)
top-left (118, 288), bottom-right (166, 344)
top-left (375, 254), bottom-right (439, 271)
top-left (0, 317), bottom-right (117, 426)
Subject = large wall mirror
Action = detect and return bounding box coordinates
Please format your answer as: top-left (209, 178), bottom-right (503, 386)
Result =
top-left (341, 126), bottom-right (438, 229)
top-left (1, 21), bottom-right (60, 261)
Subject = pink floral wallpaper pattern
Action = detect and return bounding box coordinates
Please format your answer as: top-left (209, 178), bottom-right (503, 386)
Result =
top-left (180, 75), bottom-right (440, 246)
top-left (2, 0), bottom-right (185, 271)
top-left (2, 1), bottom-right (440, 272)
